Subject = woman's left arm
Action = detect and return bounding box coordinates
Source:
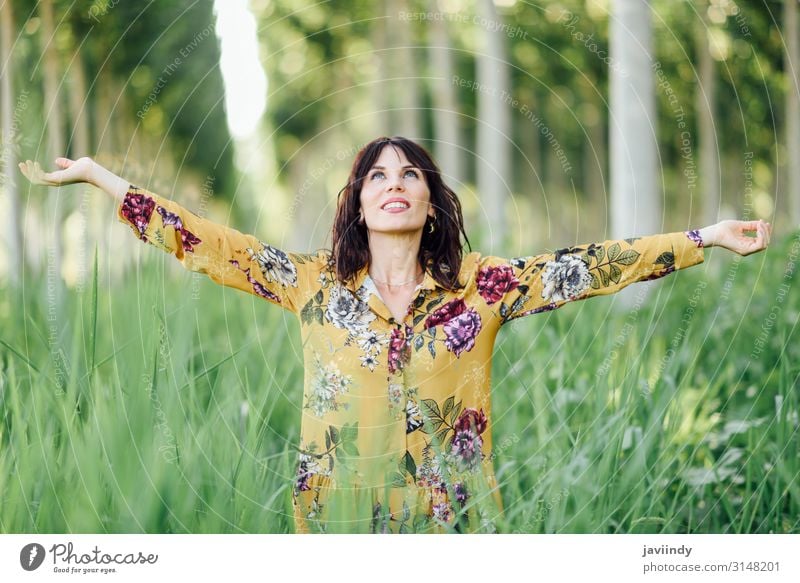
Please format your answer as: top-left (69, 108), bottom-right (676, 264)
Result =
top-left (480, 219), bottom-right (771, 325)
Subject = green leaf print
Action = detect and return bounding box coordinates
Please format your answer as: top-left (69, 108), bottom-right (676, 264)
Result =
top-left (615, 249), bottom-right (639, 265)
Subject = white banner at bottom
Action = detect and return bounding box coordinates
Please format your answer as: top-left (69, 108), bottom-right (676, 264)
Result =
top-left (1, 534), bottom-right (797, 582)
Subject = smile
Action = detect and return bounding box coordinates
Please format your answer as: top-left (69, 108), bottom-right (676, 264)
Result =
top-left (381, 199), bottom-right (411, 212)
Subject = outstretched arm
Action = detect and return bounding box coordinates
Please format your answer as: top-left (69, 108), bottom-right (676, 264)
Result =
top-left (478, 220), bottom-right (771, 325)
top-left (19, 157), bottom-right (315, 313)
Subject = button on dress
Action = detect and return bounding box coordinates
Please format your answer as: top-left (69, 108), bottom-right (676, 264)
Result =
top-left (118, 185), bottom-right (706, 533)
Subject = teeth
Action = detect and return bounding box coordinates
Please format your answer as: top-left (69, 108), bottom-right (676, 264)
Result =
top-left (383, 202), bottom-right (409, 210)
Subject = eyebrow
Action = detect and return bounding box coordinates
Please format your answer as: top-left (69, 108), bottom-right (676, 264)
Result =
top-left (369, 165), bottom-right (418, 170)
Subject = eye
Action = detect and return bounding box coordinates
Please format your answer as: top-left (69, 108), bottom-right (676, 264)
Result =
top-left (369, 170), bottom-right (385, 180)
top-left (404, 169), bottom-right (419, 178)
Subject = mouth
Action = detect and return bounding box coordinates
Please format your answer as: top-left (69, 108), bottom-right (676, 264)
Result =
top-left (380, 199), bottom-right (411, 212)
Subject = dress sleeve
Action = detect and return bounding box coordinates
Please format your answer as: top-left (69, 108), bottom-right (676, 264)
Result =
top-left (476, 230), bottom-right (706, 325)
top-left (117, 184), bottom-right (310, 313)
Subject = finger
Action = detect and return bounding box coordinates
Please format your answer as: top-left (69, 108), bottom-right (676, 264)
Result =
top-left (758, 224), bottom-right (767, 249)
top-left (740, 220), bottom-right (759, 231)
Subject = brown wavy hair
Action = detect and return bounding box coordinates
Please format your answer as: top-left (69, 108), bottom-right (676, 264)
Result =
top-left (330, 136), bottom-right (471, 291)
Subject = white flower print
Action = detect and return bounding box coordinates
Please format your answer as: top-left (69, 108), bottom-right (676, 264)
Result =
top-left (388, 382), bottom-right (404, 407)
top-left (432, 502), bottom-right (452, 523)
top-left (325, 283), bottom-right (376, 334)
top-left (405, 398), bottom-right (424, 434)
top-left (359, 353), bottom-right (379, 371)
top-left (247, 243), bottom-right (298, 287)
top-left (305, 358), bottom-right (352, 417)
top-left (358, 330), bottom-right (384, 355)
top-left (541, 254), bottom-right (591, 302)
top-left (416, 444), bottom-right (445, 488)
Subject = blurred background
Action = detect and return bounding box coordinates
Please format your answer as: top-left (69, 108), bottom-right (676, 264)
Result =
top-left (0, 1), bottom-right (798, 534)
top-left (0, 0), bottom-right (794, 288)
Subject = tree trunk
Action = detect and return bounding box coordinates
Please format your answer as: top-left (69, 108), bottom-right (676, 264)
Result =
top-left (40, 0), bottom-right (66, 288)
top-left (394, 0), bottom-right (421, 139)
top-left (610, 0), bottom-right (658, 308)
top-left (786, 0), bottom-right (800, 225)
top-left (695, 12), bottom-right (720, 227)
top-left (476, 0), bottom-right (511, 252)
top-left (428, 14), bottom-right (464, 188)
top-left (1, 0), bottom-right (23, 285)
top-left (66, 45), bottom-right (93, 291)
top-left (369, 1), bottom-right (390, 137)
top-left (579, 73), bottom-right (607, 240)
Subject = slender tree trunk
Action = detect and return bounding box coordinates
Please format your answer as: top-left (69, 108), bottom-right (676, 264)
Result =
top-left (785, 0), bottom-right (800, 225)
top-left (580, 73), bottom-right (607, 234)
top-left (610, 0), bottom-right (658, 307)
top-left (476, 0), bottom-right (510, 252)
top-left (66, 46), bottom-right (93, 290)
top-left (517, 87), bottom-right (541, 200)
top-left (395, 0), bottom-right (421, 139)
top-left (40, 0), bottom-right (66, 288)
top-left (428, 14), bottom-right (464, 188)
top-left (1, 0), bottom-right (24, 285)
top-left (695, 13), bottom-right (720, 227)
top-left (369, 1), bottom-right (390, 137)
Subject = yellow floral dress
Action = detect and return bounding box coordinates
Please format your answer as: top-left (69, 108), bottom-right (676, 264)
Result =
top-left (118, 185), bottom-right (706, 533)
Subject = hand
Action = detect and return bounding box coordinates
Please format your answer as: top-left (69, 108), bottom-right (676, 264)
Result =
top-left (704, 219), bottom-right (772, 256)
top-left (18, 157), bottom-right (96, 187)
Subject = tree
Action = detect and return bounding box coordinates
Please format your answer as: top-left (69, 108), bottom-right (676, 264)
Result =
top-left (476, 0), bottom-right (511, 251)
top-left (428, 13), bottom-right (464, 188)
top-left (785, 0), bottom-right (800, 225)
top-left (1, 0), bottom-right (23, 285)
top-left (695, 5), bottom-right (721, 227)
top-left (610, 0), bottom-right (659, 307)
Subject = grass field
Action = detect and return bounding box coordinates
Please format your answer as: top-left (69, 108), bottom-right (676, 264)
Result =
top-left (1, 231), bottom-right (798, 533)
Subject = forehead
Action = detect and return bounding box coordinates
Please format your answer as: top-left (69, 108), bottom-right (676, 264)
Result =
top-left (373, 145), bottom-right (412, 167)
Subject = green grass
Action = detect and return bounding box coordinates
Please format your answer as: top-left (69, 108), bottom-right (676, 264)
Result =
top-left (1, 233), bottom-right (798, 533)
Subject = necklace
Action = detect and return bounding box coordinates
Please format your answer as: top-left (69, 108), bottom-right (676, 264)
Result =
top-left (369, 270), bottom-right (424, 287)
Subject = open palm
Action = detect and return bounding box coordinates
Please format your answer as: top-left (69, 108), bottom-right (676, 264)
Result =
top-left (18, 157), bottom-right (94, 187)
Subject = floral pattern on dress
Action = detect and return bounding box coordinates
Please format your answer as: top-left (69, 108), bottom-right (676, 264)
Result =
top-left (388, 324), bottom-right (413, 373)
top-left (247, 243), bottom-right (298, 288)
top-left (684, 229), bottom-right (704, 248)
top-left (305, 357), bottom-right (353, 417)
top-left (156, 206), bottom-right (202, 252)
top-left (541, 254), bottom-right (592, 302)
top-left (442, 309), bottom-right (482, 357)
top-left (405, 398), bottom-right (424, 434)
top-left (325, 283), bottom-right (375, 333)
top-left (119, 186), bottom-right (707, 533)
top-left (476, 264), bottom-right (519, 305)
top-left (228, 259), bottom-right (281, 302)
top-left (120, 191), bottom-right (155, 240)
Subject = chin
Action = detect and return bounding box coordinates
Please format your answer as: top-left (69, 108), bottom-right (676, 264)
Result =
top-left (368, 223), bottom-right (425, 235)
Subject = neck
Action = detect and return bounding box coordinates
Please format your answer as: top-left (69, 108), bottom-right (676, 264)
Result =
top-left (367, 230), bottom-right (423, 286)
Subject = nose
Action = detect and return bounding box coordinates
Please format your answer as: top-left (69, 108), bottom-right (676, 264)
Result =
top-left (386, 171), bottom-right (405, 191)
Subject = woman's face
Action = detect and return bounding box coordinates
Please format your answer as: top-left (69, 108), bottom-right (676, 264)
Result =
top-left (359, 145), bottom-right (435, 236)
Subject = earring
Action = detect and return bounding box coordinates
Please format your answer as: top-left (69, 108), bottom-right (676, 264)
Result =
top-left (428, 215), bottom-right (436, 234)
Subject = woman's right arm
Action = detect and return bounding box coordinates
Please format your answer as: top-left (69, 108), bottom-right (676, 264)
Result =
top-left (19, 157), bottom-right (314, 313)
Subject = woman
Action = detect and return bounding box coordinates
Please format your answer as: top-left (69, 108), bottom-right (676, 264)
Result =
top-left (20, 136), bottom-right (771, 533)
